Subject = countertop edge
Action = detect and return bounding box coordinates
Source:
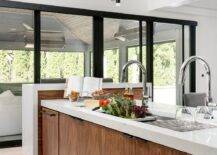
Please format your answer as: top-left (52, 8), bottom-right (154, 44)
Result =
top-left (22, 82), bottom-right (148, 89)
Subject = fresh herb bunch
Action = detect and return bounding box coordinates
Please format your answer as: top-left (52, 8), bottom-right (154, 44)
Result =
top-left (101, 95), bottom-right (149, 119)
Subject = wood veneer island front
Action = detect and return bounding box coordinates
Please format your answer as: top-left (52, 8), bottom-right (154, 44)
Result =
top-left (38, 88), bottom-right (142, 155)
top-left (41, 107), bottom-right (189, 155)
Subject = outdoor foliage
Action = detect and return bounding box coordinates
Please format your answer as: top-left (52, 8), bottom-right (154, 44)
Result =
top-left (128, 46), bottom-right (140, 83)
top-left (104, 49), bottom-right (119, 82)
top-left (0, 50), bottom-right (84, 82)
top-left (0, 50), bottom-right (34, 82)
top-left (127, 46), bottom-right (146, 83)
top-left (41, 52), bottom-right (84, 79)
top-left (0, 42), bottom-right (176, 86)
top-left (154, 42), bottom-right (176, 86)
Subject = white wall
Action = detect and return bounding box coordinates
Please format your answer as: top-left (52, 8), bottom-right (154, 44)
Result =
top-left (195, 16), bottom-right (217, 101)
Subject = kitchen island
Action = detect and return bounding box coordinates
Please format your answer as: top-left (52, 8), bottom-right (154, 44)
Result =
top-left (41, 99), bottom-right (217, 155)
top-left (22, 83), bottom-right (145, 155)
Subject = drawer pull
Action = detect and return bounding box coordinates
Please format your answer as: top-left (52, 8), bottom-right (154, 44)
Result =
top-left (42, 110), bottom-right (57, 117)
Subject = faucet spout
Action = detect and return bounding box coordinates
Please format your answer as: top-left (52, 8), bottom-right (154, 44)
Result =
top-left (178, 56), bottom-right (212, 104)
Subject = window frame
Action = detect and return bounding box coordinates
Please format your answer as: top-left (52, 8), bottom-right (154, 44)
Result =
top-left (0, 1), bottom-right (197, 98)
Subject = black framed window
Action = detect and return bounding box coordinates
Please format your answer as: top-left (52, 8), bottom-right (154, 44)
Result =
top-left (40, 12), bottom-right (93, 81)
top-left (0, 8), bottom-right (34, 83)
top-left (0, 1), bottom-right (197, 103)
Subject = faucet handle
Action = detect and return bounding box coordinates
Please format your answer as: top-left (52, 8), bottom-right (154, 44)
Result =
top-left (142, 95), bottom-right (150, 106)
top-left (145, 84), bottom-right (152, 100)
top-left (195, 106), bottom-right (214, 120)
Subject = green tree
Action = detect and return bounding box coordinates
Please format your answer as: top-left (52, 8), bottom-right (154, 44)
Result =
top-left (128, 46), bottom-right (140, 83)
top-left (104, 49), bottom-right (119, 82)
top-left (40, 51), bottom-right (84, 79)
top-left (154, 42), bottom-right (176, 86)
top-left (0, 50), bottom-right (34, 83)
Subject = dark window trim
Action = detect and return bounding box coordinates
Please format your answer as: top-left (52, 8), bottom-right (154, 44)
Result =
top-left (0, 1), bottom-right (197, 26)
top-left (0, 140), bottom-right (22, 149)
top-left (189, 25), bottom-right (196, 92)
top-left (34, 10), bottom-right (41, 83)
top-left (139, 20), bottom-right (143, 82)
top-left (93, 16), bottom-right (104, 77)
top-left (146, 21), bottom-right (154, 100)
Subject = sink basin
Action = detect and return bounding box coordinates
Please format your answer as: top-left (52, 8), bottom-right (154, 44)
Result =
top-left (144, 117), bottom-right (217, 132)
top-left (128, 115), bottom-right (216, 132)
top-left (95, 109), bottom-right (216, 132)
top-left (132, 115), bottom-right (173, 122)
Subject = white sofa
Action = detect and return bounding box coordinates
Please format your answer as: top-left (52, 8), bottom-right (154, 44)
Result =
top-left (0, 91), bottom-right (22, 137)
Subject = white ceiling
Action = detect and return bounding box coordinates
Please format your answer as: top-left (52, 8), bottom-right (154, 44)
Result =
top-left (187, 0), bottom-right (217, 11)
top-left (10, 0), bottom-right (217, 17)
top-left (9, 0), bottom-right (149, 15)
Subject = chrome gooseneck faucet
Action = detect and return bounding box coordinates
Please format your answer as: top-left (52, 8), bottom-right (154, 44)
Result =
top-left (121, 60), bottom-right (150, 104)
top-left (178, 56), bottom-right (212, 104)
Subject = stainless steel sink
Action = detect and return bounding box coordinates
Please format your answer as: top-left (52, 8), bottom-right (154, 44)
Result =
top-left (96, 109), bottom-right (216, 132)
top-left (144, 116), bottom-right (216, 132)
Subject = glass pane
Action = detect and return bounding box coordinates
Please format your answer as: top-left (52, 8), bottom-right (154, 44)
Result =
top-left (104, 18), bottom-right (139, 83)
top-left (41, 12), bottom-right (92, 80)
top-left (0, 8), bottom-right (34, 143)
top-left (183, 26), bottom-right (190, 94)
top-left (104, 49), bottom-right (119, 83)
top-left (0, 8), bottom-right (34, 83)
top-left (41, 52), bottom-right (84, 79)
top-left (0, 50), bottom-right (34, 83)
top-left (142, 46), bottom-right (146, 67)
top-left (142, 21), bottom-right (147, 69)
top-left (153, 23), bottom-right (182, 105)
top-left (127, 46), bottom-right (140, 83)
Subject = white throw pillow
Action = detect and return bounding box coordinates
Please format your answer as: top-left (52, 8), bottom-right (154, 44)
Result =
top-left (0, 90), bottom-right (14, 98)
top-left (0, 90), bottom-right (17, 106)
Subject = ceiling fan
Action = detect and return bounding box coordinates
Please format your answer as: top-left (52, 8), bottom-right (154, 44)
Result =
top-left (114, 26), bottom-right (127, 42)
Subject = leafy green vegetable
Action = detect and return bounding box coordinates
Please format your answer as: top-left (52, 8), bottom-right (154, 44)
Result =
top-left (101, 95), bottom-right (149, 119)
top-left (102, 96), bottom-right (131, 118)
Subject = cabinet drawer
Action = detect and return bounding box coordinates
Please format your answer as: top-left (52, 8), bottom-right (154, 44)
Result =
top-left (42, 108), bottom-right (59, 155)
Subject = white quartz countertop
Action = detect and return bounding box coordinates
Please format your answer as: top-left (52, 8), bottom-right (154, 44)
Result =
top-left (41, 99), bottom-right (217, 155)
